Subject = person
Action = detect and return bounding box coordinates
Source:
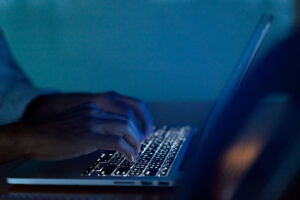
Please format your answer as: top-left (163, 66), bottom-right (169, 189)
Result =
top-left (0, 30), bottom-right (153, 165)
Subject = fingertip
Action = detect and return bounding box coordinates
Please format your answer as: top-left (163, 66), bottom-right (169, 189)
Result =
top-left (145, 128), bottom-right (154, 138)
top-left (142, 126), bottom-right (153, 138)
top-left (115, 137), bottom-right (136, 163)
top-left (140, 132), bottom-right (146, 141)
top-left (133, 147), bottom-right (139, 158)
top-left (130, 155), bottom-right (136, 163)
top-left (136, 147), bottom-right (141, 157)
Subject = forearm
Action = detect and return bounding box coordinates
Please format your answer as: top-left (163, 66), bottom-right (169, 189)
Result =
top-left (0, 122), bottom-right (29, 164)
top-left (0, 78), bottom-right (45, 125)
top-left (0, 30), bottom-right (47, 125)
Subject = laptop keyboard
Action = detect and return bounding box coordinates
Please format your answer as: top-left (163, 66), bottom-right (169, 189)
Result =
top-left (81, 126), bottom-right (191, 177)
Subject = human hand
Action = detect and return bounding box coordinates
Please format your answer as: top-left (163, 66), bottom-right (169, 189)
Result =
top-left (21, 103), bottom-right (143, 162)
top-left (24, 91), bottom-right (153, 137)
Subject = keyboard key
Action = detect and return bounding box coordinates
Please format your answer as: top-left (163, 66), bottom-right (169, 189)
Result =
top-left (97, 151), bottom-right (115, 162)
top-left (98, 163), bottom-right (118, 176)
top-left (82, 126), bottom-right (191, 177)
top-left (143, 134), bottom-right (177, 176)
top-left (113, 160), bottom-right (134, 176)
top-left (114, 167), bottom-right (131, 176)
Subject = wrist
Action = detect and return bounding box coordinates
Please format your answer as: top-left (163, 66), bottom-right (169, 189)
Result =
top-left (4, 122), bottom-right (35, 160)
top-left (0, 122), bottom-right (36, 164)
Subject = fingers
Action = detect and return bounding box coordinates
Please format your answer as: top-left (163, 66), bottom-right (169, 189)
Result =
top-left (106, 91), bottom-right (154, 137)
top-left (93, 94), bottom-right (128, 115)
top-left (113, 137), bottom-right (136, 162)
top-left (107, 98), bottom-right (143, 136)
top-left (46, 102), bottom-right (102, 120)
top-left (90, 116), bottom-right (142, 156)
top-left (66, 103), bottom-right (141, 162)
top-left (93, 94), bottom-right (142, 132)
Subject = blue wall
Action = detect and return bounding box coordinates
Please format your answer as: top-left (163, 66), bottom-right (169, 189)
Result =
top-left (0, 0), bottom-right (294, 101)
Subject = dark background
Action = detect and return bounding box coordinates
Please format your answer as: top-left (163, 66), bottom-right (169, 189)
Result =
top-left (0, 0), bottom-right (294, 101)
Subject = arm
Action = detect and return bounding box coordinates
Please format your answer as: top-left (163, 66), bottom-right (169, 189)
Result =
top-left (0, 122), bottom-right (29, 164)
top-left (0, 30), bottom-right (153, 135)
top-left (0, 30), bottom-right (153, 164)
top-left (0, 30), bottom-right (46, 125)
top-left (0, 102), bottom-right (148, 165)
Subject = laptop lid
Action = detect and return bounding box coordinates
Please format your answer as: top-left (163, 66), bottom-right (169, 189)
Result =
top-left (180, 14), bottom-right (273, 198)
top-left (200, 14), bottom-right (272, 146)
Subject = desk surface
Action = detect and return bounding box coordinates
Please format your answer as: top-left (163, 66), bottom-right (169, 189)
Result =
top-left (0, 101), bottom-right (299, 199)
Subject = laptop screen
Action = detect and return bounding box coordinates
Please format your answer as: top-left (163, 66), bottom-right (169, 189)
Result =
top-left (180, 14), bottom-right (273, 198)
top-left (200, 14), bottom-right (273, 146)
top-left (198, 14), bottom-right (273, 150)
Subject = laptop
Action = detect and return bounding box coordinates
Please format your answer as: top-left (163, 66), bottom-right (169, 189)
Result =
top-left (6, 14), bottom-right (273, 187)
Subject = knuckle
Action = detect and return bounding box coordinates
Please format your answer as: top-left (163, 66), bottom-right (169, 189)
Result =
top-left (106, 91), bottom-right (118, 97)
top-left (135, 99), bottom-right (145, 107)
top-left (82, 104), bottom-right (101, 117)
top-left (88, 102), bottom-right (101, 110)
top-left (137, 99), bottom-right (144, 105)
top-left (92, 94), bottom-right (103, 102)
top-left (140, 101), bottom-right (147, 108)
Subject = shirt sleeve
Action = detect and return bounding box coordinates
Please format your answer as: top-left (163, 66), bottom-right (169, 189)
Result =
top-left (0, 30), bottom-right (52, 125)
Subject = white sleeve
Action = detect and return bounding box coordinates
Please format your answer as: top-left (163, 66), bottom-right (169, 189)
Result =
top-left (0, 30), bottom-right (49, 125)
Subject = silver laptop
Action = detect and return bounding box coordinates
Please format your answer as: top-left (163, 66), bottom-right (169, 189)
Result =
top-left (6, 14), bottom-right (273, 187)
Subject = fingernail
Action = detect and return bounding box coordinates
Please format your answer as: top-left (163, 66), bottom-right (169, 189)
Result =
top-left (135, 150), bottom-right (139, 157)
top-left (146, 131), bottom-right (153, 139)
